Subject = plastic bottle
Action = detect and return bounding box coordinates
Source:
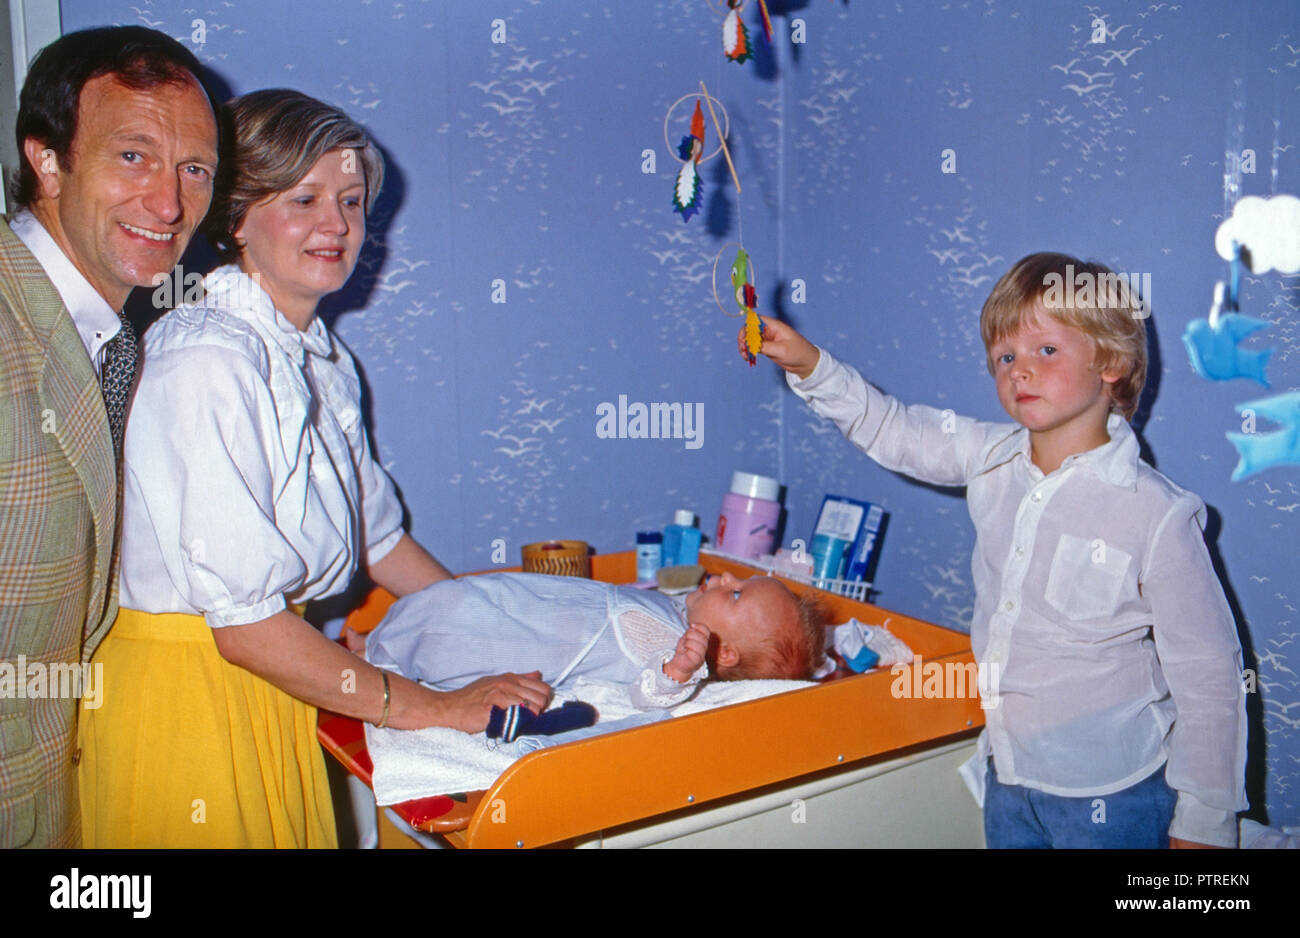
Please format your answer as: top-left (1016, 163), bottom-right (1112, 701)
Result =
top-left (635, 531), bottom-right (663, 582)
top-left (663, 509), bottom-right (702, 567)
top-left (716, 471), bottom-right (781, 559)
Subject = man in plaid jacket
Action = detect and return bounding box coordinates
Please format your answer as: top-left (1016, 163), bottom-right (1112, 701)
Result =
top-left (0, 27), bottom-right (216, 847)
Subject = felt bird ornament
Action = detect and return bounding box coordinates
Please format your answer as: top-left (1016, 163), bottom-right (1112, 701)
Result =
top-left (732, 247), bottom-right (763, 365)
top-left (1227, 392), bottom-right (1300, 481)
top-left (672, 100), bottom-right (706, 223)
top-left (1183, 312), bottom-right (1273, 386)
top-left (1183, 259), bottom-right (1273, 387)
top-left (723, 1), bottom-right (752, 64)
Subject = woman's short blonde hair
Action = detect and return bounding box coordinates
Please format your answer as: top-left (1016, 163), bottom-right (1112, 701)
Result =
top-left (204, 88), bottom-right (384, 261)
top-left (979, 252), bottom-right (1148, 419)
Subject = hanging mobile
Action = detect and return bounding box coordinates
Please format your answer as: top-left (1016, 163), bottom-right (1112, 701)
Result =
top-left (734, 248), bottom-right (764, 364)
top-left (689, 79), bottom-right (756, 365)
top-left (711, 0), bottom-right (771, 63)
top-left (673, 100), bottom-right (706, 222)
top-left (663, 89), bottom-right (733, 223)
top-left (1182, 241), bottom-right (1272, 386)
top-left (713, 243), bottom-right (763, 366)
top-left (756, 0), bottom-right (773, 45)
top-left (722, 0), bottom-right (753, 63)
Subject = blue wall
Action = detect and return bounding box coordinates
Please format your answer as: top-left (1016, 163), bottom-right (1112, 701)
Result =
top-left (60, 0), bottom-right (1300, 829)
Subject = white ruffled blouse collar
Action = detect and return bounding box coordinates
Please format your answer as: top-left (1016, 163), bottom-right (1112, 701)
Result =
top-left (202, 264), bottom-right (334, 364)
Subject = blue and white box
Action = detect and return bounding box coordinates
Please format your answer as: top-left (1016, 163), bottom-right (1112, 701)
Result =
top-left (811, 495), bottom-right (886, 583)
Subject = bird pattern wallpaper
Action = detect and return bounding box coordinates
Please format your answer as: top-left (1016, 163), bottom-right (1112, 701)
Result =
top-left (59, 0), bottom-right (1300, 832)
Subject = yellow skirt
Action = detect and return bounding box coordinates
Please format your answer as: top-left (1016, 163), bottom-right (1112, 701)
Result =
top-left (78, 609), bottom-right (337, 848)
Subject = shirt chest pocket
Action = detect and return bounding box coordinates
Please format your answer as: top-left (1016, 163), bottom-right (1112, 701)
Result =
top-left (1043, 533), bottom-right (1133, 621)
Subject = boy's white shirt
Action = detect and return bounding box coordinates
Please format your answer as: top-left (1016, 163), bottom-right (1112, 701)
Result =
top-left (790, 347), bottom-right (1247, 847)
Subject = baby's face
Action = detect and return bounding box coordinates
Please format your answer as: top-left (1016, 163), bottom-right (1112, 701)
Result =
top-left (684, 571), bottom-right (794, 649)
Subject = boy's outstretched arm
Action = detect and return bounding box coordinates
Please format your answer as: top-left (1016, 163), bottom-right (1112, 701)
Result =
top-left (737, 315), bottom-right (820, 379)
top-left (747, 314), bottom-right (1005, 488)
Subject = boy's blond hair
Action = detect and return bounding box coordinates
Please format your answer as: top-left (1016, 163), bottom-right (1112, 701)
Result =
top-left (979, 252), bottom-right (1148, 420)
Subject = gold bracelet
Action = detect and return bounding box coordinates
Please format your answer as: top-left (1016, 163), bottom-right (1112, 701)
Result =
top-left (376, 671), bottom-right (391, 728)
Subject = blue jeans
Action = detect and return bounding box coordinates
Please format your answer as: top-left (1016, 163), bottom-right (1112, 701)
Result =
top-left (984, 760), bottom-right (1177, 849)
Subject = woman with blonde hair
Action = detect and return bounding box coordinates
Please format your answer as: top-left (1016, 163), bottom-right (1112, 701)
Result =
top-left (79, 89), bottom-right (549, 847)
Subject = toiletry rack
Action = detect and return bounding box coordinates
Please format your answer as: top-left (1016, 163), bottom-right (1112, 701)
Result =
top-left (699, 547), bottom-right (873, 603)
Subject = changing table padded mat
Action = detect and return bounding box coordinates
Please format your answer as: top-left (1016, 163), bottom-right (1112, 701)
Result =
top-left (317, 708), bottom-right (482, 833)
top-left (318, 551), bottom-right (983, 847)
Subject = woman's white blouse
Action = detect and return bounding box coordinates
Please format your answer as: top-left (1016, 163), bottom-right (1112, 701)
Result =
top-left (119, 266), bottom-right (405, 628)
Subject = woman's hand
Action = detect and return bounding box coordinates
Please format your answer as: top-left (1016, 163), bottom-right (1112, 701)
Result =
top-left (431, 671), bottom-right (553, 733)
top-left (737, 315), bottom-right (820, 379)
top-left (664, 624), bottom-right (710, 684)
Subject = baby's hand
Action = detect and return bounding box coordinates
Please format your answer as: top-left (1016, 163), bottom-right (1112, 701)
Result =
top-left (664, 624), bottom-right (710, 684)
top-left (737, 315), bottom-right (820, 379)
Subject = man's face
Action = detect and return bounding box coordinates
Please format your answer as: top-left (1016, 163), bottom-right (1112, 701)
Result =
top-left (27, 73), bottom-right (218, 309)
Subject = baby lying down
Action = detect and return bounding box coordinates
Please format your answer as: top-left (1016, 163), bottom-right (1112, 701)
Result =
top-left (366, 570), bottom-right (828, 740)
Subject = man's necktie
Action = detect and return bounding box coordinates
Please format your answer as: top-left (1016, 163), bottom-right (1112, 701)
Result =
top-left (100, 316), bottom-right (138, 464)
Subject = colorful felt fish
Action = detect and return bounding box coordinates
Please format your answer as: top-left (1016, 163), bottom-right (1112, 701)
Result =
top-left (731, 247), bottom-right (763, 365)
top-left (672, 100), bottom-right (705, 222)
top-left (723, 3), bottom-right (752, 64)
top-left (1227, 391), bottom-right (1300, 481)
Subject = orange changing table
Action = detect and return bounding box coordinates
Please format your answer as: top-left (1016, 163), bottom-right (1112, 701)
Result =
top-left (318, 551), bottom-right (986, 848)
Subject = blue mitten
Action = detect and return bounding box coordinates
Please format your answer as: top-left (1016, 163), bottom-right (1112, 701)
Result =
top-left (486, 700), bottom-right (598, 743)
top-left (843, 645), bottom-right (881, 673)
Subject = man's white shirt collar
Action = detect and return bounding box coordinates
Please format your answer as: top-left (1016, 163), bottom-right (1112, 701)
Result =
top-left (9, 210), bottom-right (122, 376)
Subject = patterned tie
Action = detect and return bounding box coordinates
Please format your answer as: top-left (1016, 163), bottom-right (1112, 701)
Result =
top-left (100, 315), bottom-right (138, 464)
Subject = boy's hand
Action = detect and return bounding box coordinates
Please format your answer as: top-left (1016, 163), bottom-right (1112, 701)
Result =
top-left (664, 624), bottom-right (710, 684)
top-left (737, 314), bottom-right (820, 379)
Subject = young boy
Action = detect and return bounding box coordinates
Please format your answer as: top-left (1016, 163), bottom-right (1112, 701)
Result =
top-left (751, 252), bottom-right (1246, 848)
top-left (366, 569), bottom-right (827, 720)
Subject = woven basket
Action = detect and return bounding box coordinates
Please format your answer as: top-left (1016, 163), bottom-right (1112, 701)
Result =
top-left (520, 540), bottom-right (591, 578)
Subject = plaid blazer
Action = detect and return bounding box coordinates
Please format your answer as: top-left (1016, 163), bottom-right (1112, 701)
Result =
top-left (0, 219), bottom-right (118, 848)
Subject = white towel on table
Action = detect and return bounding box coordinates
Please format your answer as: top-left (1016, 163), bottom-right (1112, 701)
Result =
top-left (366, 675), bottom-right (813, 805)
